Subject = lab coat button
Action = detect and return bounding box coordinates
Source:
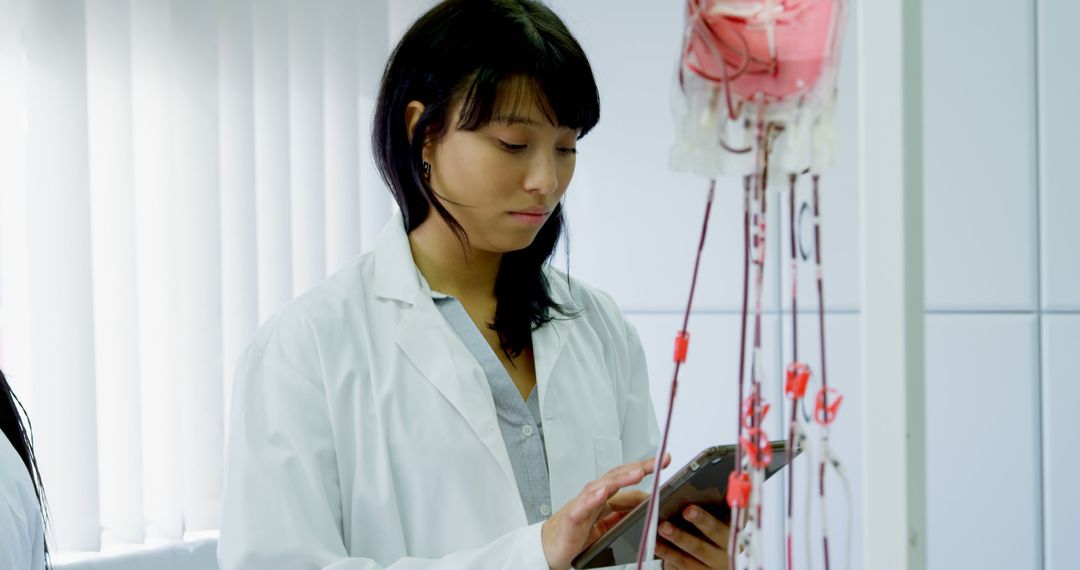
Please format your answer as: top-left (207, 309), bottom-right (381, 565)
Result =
top-left (522, 424), bottom-right (534, 437)
top-left (539, 503), bottom-right (551, 517)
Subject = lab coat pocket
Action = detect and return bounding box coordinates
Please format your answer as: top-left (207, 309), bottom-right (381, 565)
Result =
top-left (593, 435), bottom-right (623, 477)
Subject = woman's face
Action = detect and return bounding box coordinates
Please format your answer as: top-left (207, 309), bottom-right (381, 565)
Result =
top-left (421, 92), bottom-right (580, 254)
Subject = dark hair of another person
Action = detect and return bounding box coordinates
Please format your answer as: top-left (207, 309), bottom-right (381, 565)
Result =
top-left (0, 368), bottom-right (50, 567)
top-left (373, 0), bottom-right (600, 359)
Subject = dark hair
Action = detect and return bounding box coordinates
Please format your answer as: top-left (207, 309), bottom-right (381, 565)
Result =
top-left (0, 368), bottom-right (50, 567)
top-left (373, 0), bottom-right (599, 358)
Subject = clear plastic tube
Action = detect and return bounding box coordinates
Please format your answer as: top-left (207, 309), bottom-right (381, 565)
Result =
top-left (636, 181), bottom-right (718, 569)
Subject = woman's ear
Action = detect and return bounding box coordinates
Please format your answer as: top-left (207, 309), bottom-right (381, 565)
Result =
top-left (404, 101), bottom-right (425, 143)
top-left (404, 100), bottom-right (432, 163)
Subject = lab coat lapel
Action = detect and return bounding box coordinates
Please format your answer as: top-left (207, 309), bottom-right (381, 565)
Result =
top-left (532, 312), bottom-right (575, 414)
top-left (532, 277), bottom-right (582, 510)
top-left (393, 296), bottom-right (518, 488)
top-left (375, 213), bottom-right (518, 490)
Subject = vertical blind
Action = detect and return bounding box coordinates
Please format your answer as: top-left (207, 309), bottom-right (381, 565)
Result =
top-left (0, 0), bottom-right (395, 554)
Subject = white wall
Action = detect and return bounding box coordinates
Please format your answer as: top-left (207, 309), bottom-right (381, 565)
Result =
top-left (1037, 1), bottom-right (1080, 569)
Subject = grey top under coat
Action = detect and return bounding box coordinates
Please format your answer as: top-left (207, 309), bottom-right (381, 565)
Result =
top-left (431, 290), bottom-right (554, 525)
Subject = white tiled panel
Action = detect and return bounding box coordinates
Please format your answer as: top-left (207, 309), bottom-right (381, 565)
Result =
top-left (1042, 315), bottom-right (1080, 570)
top-left (627, 312), bottom-right (783, 567)
top-left (779, 11), bottom-right (861, 313)
top-left (549, 0), bottom-right (780, 313)
top-left (780, 313), bottom-right (863, 570)
top-left (925, 315), bottom-right (1040, 569)
top-left (922, 0), bottom-right (1038, 311)
top-left (1037, 0), bottom-right (1080, 311)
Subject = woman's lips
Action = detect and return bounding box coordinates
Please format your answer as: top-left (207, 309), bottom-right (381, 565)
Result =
top-left (509, 210), bottom-right (550, 226)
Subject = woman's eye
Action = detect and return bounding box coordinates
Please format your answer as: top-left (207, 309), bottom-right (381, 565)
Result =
top-left (498, 140), bottom-right (527, 152)
top-left (557, 147), bottom-right (578, 155)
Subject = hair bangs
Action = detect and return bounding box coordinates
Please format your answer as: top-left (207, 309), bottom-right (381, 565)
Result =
top-left (454, 24), bottom-right (599, 136)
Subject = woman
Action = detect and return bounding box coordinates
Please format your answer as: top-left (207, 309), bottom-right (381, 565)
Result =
top-left (219, 1), bottom-right (730, 568)
top-left (1, 368), bottom-right (49, 570)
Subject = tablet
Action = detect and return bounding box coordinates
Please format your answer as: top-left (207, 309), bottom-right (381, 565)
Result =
top-left (572, 440), bottom-right (793, 569)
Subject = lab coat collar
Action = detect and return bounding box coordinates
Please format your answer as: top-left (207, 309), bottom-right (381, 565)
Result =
top-left (373, 210), bottom-right (578, 480)
top-left (371, 210), bottom-right (580, 401)
top-left (530, 284), bottom-right (577, 414)
top-left (376, 213), bottom-right (518, 489)
top-left (393, 296), bottom-right (521, 490)
top-left (372, 210), bottom-right (424, 304)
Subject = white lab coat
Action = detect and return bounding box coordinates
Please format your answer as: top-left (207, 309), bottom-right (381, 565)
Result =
top-left (218, 213), bottom-right (660, 570)
top-left (0, 434), bottom-right (46, 570)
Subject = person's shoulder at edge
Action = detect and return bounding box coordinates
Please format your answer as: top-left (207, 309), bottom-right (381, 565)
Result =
top-left (0, 437), bottom-right (37, 560)
top-left (239, 250), bottom-right (379, 377)
top-left (542, 265), bottom-right (632, 339)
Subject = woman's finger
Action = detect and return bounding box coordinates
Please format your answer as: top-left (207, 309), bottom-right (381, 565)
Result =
top-left (602, 453), bottom-right (672, 495)
top-left (607, 490), bottom-right (648, 511)
top-left (584, 466), bottom-right (644, 512)
top-left (604, 453), bottom-right (671, 480)
top-left (573, 466), bottom-right (645, 526)
top-left (655, 540), bottom-right (709, 570)
top-left (594, 489), bottom-right (645, 523)
top-left (682, 505), bottom-right (730, 549)
top-left (659, 521), bottom-right (725, 567)
top-left (570, 486), bottom-right (607, 523)
top-left (593, 510), bottom-right (629, 535)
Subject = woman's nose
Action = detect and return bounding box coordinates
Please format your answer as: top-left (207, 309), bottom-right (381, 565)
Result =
top-left (524, 152), bottom-right (558, 195)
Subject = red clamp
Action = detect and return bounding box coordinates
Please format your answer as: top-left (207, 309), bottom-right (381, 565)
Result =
top-left (752, 237), bottom-right (766, 266)
top-left (785, 362), bottom-right (811, 400)
top-left (740, 427), bottom-right (773, 468)
top-left (726, 471), bottom-right (752, 509)
top-left (673, 331), bottom-right (690, 364)
top-left (813, 387), bottom-right (843, 426)
top-left (740, 393), bottom-right (771, 430)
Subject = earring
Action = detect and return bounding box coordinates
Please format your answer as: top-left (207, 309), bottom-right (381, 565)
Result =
top-left (422, 161), bottom-right (432, 179)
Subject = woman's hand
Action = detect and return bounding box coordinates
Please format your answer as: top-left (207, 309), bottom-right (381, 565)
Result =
top-left (540, 454), bottom-right (670, 570)
top-left (654, 505), bottom-right (732, 569)
top-left (592, 489), bottom-right (648, 537)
